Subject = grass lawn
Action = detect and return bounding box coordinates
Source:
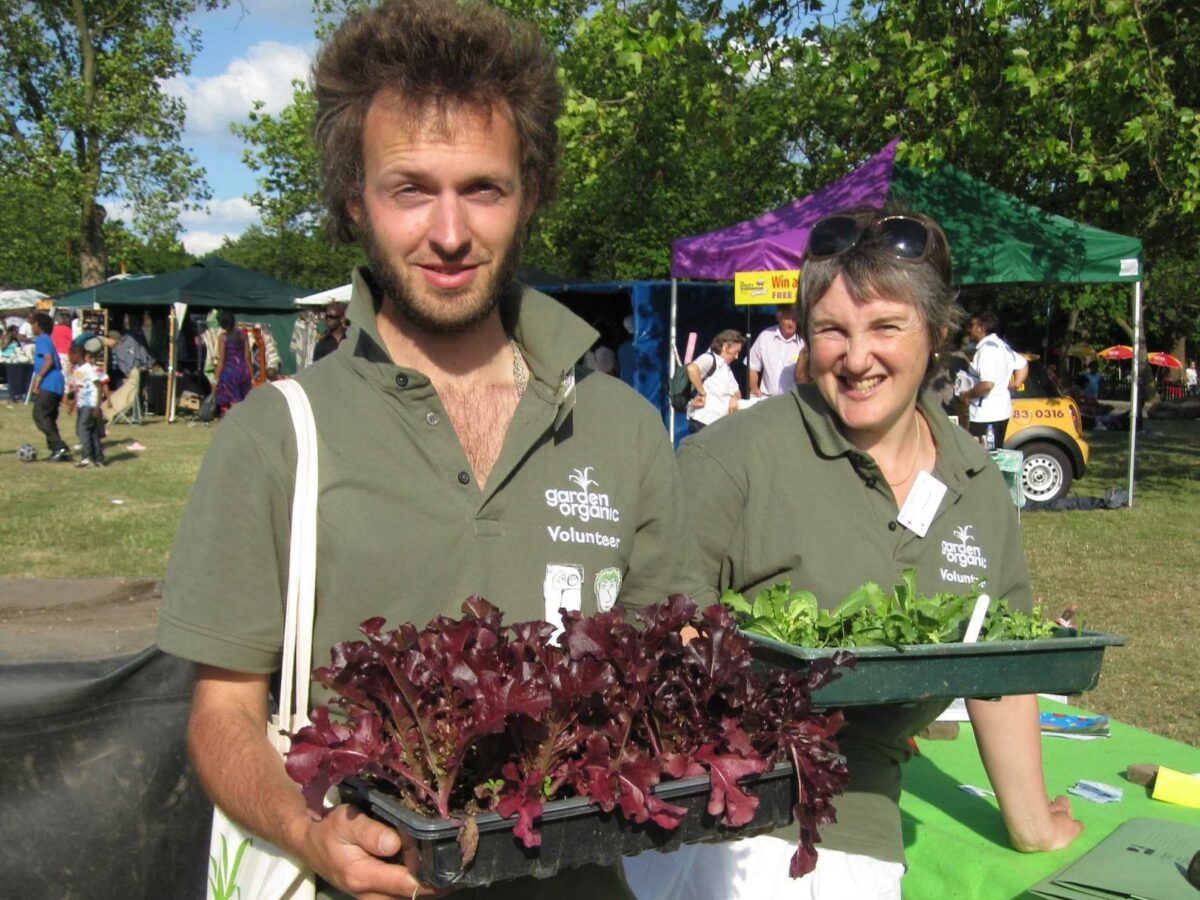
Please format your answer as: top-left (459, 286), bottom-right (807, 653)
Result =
top-left (2, 398), bottom-right (1197, 747)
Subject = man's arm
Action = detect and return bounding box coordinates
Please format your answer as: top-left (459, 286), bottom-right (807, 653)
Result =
top-left (966, 693), bottom-right (1082, 852)
top-left (190, 666), bottom-right (434, 898)
top-left (747, 367), bottom-right (763, 397)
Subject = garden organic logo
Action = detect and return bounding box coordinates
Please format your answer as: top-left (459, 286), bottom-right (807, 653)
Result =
top-left (544, 466), bottom-right (621, 524)
top-left (941, 522), bottom-right (988, 582)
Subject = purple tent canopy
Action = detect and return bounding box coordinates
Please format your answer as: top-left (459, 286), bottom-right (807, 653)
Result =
top-left (670, 138), bottom-right (899, 280)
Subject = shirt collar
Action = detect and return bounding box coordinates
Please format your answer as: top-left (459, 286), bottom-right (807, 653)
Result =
top-left (792, 382), bottom-right (987, 480)
top-left (343, 266), bottom-right (597, 411)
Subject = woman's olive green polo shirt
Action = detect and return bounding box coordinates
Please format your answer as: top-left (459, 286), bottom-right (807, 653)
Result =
top-left (675, 383), bottom-right (1032, 864)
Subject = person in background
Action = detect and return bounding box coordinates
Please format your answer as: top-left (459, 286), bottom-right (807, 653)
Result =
top-left (1082, 360), bottom-right (1102, 399)
top-left (212, 309), bottom-right (253, 415)
top-left (29, 312), bottom-right (71, 462)
top-left (311, 303), bottom-right (347, 363)
top-left (748, 303), bottom-right (803, 397)
top-left (67, 339), bottom-right (110, 468)
top-left (625, 209), bottom-right (1081, 900)
top-left (103, 327), bottom-right (154, 391)
top-left (685, 329), bottom-right (745, 434)
top-left (1186, 359), bottom-right (1197, 397)
top-left (959, 311), bottom-right (1018, 447)
top-left (156, 3), bottom-right (703, 899)
top-left (51, 310), bottom-right (74, 373)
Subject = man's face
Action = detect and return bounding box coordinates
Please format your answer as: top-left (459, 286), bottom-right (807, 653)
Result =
top-left (323, 306), bottom-right (344, 333)
top-left (968, 318), bottom-right (984, 342)
top-left (348, 94), bottom-right (535, 334)
top-left (777, 309), bottom-right (798, 338)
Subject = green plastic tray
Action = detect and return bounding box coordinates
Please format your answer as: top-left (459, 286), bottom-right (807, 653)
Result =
top-left (743, 629), bottom-right (1125, 707)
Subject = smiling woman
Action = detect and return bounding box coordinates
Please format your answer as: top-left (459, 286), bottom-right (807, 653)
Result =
top-left (627, 207), bottom-right (1083, 900)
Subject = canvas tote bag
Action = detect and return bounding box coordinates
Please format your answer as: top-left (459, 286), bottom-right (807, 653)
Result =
top-left (207, 379), bottom-right (319, 900)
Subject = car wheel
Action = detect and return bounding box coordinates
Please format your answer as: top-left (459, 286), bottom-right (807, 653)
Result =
top-left (1020, 441), bottom-right (1073, 504)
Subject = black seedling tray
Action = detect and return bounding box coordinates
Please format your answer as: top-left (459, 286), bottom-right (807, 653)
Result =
top-left (339, 761), bottom-right (796, 888)
top-left (744, 629), bottom-right (1125, 707)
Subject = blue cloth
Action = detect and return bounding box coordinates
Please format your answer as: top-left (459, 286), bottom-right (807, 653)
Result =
top-left (33, 334), bottom-right (64, 395)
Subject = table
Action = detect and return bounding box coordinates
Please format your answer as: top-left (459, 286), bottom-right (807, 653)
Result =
top-left (899, 699), bottom-right (1200, 898)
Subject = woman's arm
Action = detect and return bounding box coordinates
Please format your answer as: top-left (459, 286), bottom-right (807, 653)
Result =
top-left (686, 361), bottom-right (707, 405)
top-left (966, 693), bottom-right (1083, 852)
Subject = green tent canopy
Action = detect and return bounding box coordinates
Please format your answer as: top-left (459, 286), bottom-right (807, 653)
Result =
top-left (55, 257), bottom-right (311, 310)
top-left (55, 257), bottom-right (314, 375)
top-left (889, 162), bottom-right (1143, 285)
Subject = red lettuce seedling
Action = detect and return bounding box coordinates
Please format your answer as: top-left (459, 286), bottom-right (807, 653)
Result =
top-left (286, 595), bottom-right (850, 879)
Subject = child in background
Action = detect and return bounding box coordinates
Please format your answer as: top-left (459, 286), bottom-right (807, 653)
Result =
top-left (67, 339), bottom-right (109, 468)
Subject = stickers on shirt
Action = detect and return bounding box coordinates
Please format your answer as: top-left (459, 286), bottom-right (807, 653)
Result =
top-left (543, 466), bottom-right (623, 549)
top-left (939, 524), bottom-right (990, 587)
top-left (544, 563), bottom-right (584, 640)
top-left (594, 567), bottom-right (622, 613)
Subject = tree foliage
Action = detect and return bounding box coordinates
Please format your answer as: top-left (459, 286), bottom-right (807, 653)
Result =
top-left (234, 0), bottom-right (1198, 350)
top-left (0, 0), bottom-right (225, 287)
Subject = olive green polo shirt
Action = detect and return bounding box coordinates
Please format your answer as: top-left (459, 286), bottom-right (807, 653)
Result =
top-left (158, 269), bottom-right (703, 900)
top-left (675, 383), bottom-right (1031, 864)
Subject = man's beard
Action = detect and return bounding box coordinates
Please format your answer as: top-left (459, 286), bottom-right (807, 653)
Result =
top-left (359, 215), bottom-right (524, 335)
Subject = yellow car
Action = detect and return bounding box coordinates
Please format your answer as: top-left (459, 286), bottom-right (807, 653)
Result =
top-left (1006, 363), bottom-right (1090, 504)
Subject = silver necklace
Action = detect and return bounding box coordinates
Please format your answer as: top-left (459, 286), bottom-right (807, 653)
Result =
top-left (885, 414), bottom-right (922, 487)
top-left (510, 338), bottom-right (528, 397)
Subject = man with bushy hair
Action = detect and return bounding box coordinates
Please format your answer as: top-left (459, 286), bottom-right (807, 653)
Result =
top-left (158, 2), bottom-right (700, 898)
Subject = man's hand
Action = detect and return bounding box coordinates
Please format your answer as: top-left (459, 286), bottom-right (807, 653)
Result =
top-left (302, 804), bottom-right (442, 899)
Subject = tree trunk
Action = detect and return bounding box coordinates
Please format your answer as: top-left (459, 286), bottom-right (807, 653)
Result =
top-left (79, 197), bottom-right (107, 287)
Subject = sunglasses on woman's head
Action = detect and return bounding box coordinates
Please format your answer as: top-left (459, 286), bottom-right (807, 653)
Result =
top-left (805, 214), bottom-right (937, 265)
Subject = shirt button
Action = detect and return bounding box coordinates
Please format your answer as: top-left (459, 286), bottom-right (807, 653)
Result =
top-left (888, 521), bottom-right (898, 531)
top-left (425, 411), bottom-right (439, 426)
top-left (865, 477), bottom-right (877, 489)
top-left (394, 373), bottom-right (408, 388)
top-left (457, 471), bottom-right (471, 485)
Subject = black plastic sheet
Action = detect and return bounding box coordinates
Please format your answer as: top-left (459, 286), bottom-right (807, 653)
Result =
top-left (0, 649), bottom-right (210, 899)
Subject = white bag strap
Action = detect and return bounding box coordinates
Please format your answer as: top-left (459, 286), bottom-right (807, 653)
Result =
top-left (271, 379), bottom-right (319, 745)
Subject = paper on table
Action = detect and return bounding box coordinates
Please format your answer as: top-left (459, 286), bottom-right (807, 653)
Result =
top-left (1029, 817), bottom-right (1200, 900)
top-left (1151, 766), bottom-right (1200, 809)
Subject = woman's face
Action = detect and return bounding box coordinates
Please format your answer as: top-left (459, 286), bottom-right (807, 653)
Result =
top-left (807, 274), bottom-right (932, 447)
top-left (719, 342), bottom-right (743, 364)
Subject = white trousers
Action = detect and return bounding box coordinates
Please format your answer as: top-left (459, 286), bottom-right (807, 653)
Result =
top-left (623, 835), bottom-right (904, 900)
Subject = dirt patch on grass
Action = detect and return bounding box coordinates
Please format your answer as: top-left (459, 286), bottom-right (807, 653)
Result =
top-left (0, 577), bottom-right (160, 663)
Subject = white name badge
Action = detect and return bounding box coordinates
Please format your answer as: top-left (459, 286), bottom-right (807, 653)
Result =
top-left (897, 470), bottom-right (947, 537)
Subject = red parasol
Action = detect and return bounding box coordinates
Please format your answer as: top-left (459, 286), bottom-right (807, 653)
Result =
top-left (1095, 345), bottom-right (1134, 361)
top-left (1147, 351), bottom-right (1183, 369)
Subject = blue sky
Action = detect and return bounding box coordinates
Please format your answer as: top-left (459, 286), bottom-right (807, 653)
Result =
top-left (163, 0), bottom-right (320, 255)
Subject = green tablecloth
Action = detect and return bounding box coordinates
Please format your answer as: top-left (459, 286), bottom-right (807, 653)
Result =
top-left (899, 700), bottom-right (1200, 899)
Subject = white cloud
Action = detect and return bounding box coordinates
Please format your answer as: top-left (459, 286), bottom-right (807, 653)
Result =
top-left (180, 197), bottom-right (261, 254)
top-left (181, 197), bottom-right (259, 231)
top-left (165, 41), bottom-right (312, 143)
top-left (182, 230), bottom-right (236, 255)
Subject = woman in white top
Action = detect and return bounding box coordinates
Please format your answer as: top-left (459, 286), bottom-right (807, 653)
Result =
top-left (685, 329), bottom-right (745, 433)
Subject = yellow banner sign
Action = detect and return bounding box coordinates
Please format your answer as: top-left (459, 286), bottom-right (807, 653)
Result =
top-left (734, 269), bottom-right (799, 306)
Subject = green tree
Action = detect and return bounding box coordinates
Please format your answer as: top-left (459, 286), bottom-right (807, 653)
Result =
top-left (776, 0), bottom-right (1200, 355)
top-left (0, 0), bottom-right (226, 287)
top-left (214, 225), bottom-right (362, 293)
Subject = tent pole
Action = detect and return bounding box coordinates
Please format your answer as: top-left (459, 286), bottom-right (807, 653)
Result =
top-left (166, 310), bottom-right (178, 424)
top-left (668, 278), bottom-right (678, 439)
top-left (1126, 281), bottom-right (1142, 506)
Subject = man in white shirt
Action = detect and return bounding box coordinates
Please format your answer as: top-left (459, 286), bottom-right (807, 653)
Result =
top-left (960, 312), bottom-right (1018, 446)
top-left (748, 304), bottom-right (804, 397)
